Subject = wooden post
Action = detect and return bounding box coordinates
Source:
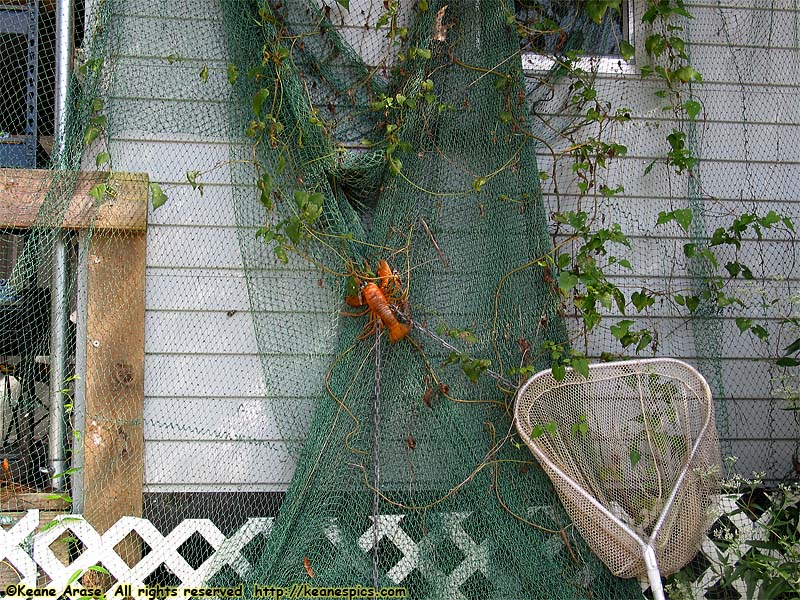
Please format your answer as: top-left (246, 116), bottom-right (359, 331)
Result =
top-left (0, 169), bottom-right (148, 565)
top-left (83, 230), bottom-right (146, 567)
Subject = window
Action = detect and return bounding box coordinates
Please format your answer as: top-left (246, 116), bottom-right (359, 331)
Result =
top-left (515, 0), bottom-right (634, 74)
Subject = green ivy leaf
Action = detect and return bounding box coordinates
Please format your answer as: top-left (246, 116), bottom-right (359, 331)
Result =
top-left (585, 0), bottom-right (620, 25)
top-left (750, 324), bottom-right (769, 341)
top-left (257, 173), bottom-right (273, 209)
top-left (88, 183), bottom-right (107, 203)
top-left (335, 0), bottom-right (349, 8)
top-left (199, 65), bottom-right (209, 83)
top-left (83, 126), bottom-right (100, 146)
top-left (558, 271), bottom-right (579, 294)
top-left (610, 320), bottom-right (633, 340)
top-left (285, 218), bottom-right (302, 245)
top-left (552, 362), bottom-right (566, 381)
top-left (571, 357), bottom-right (590, 378)
top-left (684, 99), bottom-right (702, 120)
top-left (631, 290), bottom-right (655, 312)
top-left (735, 317), bottom-right (752, 333)
top-left (253, 88), bottom-right (271, 116)
top-left (462, 357), bottom-right (491, 383)
top-left (784, 337), bottom-right (800, 355)
top-left (308, 192), bottom-right (324, 211)
top-left (619, 40), bottom-right (635, 61)
top-left (544, 421), bottom-right (558, 435)
top-left (571, 415), bottom-right (589, 437)
top-left (673, 65), bottom-right (702, 83)
top-left (150, 182), bottom-right (168, 210)
top-left (274, 245), bottom-right (288, 264)
top-left (629, 448), bottom-right (641, 468)
top-left (186, 170), bottom-right (203, 196)
top-left (293, 189), bottom-right (309, 210)
top-left (645, 34), bottom-right (667, 58)
top-left (656, 208), bottom-right (693, 232)
top-left (227, 63), bottom-right (239, 85)
top-left (95, 151), bottom-right (111, 167)
top-left (635, 332), bottom-right (653, 353)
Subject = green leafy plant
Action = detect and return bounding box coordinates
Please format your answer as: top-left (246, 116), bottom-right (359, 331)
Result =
top-left (716, 479), bottom-right (800, 598)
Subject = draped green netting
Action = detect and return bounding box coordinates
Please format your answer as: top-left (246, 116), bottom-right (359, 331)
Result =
top-left (2, 0), bottom-right (799, 598)
top-left (216, 0), bottom-right (638, 597)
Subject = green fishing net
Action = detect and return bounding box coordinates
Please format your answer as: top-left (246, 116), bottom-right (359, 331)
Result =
top-left (1, 1), bottom-right (799, 598)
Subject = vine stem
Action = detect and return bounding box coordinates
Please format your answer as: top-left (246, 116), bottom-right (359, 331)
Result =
top-left (412, 322), bottom-right (516, 390)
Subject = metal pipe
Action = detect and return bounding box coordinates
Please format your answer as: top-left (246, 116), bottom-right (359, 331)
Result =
top-left (48, 231), bottom-right (70, 490)
top-left (54, 0), bottom-right (75, 163)
top-left (70, 231), bottom-right (89, 511)
top-left (49, 0), bottom-right (75, 491)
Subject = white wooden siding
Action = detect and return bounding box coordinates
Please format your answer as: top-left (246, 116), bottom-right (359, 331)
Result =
top-left (535, 0), bottom-right (800, 481)
top-left (106, 0), bottom-right (326, 492)
top-left (103, 0), bottom-right (799, 491)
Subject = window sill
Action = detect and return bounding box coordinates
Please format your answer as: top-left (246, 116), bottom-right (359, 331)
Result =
top-left (521, 53), bottom-right (636, 76)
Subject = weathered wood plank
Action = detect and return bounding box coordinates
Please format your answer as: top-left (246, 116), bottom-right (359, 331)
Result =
top-left (0, 169), bottom-right (148, 231)
top-left (0, 490), bottom-right (69, 512)
top-left (83, 232), bottom-right (146, 556)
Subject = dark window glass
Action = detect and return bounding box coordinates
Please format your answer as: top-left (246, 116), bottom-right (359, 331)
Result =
top-left (515, 0), bottom-right (630, 58)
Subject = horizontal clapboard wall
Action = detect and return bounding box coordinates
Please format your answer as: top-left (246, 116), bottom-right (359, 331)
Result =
top-left (102, 0), bottom-right (799, 493)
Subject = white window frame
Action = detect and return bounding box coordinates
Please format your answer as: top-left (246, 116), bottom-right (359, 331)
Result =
top-left (519, 0), bottom-right (636, 75)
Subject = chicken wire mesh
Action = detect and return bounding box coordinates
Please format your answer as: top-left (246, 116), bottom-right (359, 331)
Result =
top-left (0, 0), bottom-right (92, 501)
top-left (0, 0), bottom-right (797, 598)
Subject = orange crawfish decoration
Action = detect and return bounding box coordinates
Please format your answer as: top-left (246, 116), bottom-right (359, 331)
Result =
top-left (343, 259), bottom-right (411, 344)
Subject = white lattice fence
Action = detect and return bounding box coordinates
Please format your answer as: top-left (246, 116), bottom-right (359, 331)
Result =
top-left (0, 511), bottom-right (274, 595)
top-left (0, 495), bottom-right (796, 598)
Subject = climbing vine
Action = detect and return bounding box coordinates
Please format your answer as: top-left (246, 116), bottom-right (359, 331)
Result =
top-left (163, 0), bottom-right (797, 386)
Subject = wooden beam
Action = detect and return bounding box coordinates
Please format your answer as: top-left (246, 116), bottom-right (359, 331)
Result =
top-left (0, 166), bottom-right (148, 577)
top-left (0, 169), bottom-right (148, 231)
top-left (0, 490), bottom-right (69, 512)
top-left (82, 231), bottom-right (146, 566)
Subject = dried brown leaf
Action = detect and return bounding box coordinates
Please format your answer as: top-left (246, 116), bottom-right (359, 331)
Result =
top-left (433, 5), bottom-right (453, 42)
top-left (304, 556), bottom-right (315, 578)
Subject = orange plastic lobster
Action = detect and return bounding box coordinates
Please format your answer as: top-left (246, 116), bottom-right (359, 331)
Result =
top-left (344, 259), bottom-right (411, 343)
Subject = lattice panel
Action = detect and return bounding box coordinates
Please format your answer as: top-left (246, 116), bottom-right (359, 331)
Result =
top-left (0, 497), bottom-right (797, 599)
top-left (0, 511), bottom-right (274, 595)
top-left (325, 512), bottom-right (490, 600)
